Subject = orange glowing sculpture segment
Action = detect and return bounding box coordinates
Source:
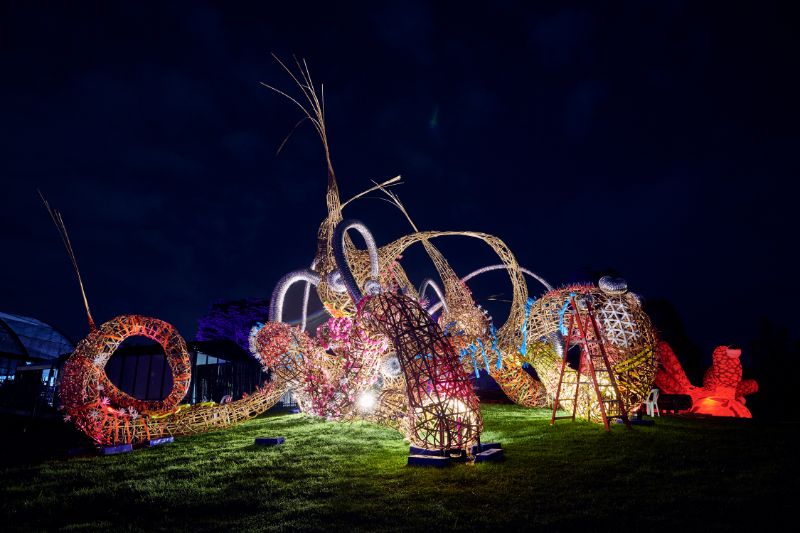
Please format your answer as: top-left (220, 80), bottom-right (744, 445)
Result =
top-left (656, 342), bottom-right (758, 418)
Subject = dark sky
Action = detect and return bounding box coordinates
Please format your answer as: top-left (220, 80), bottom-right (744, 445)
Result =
top-left (2, 1), bottom-right (798, 366)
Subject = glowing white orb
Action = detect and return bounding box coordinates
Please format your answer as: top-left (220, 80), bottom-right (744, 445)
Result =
top-left (357, 391), bottom-right (377, 412)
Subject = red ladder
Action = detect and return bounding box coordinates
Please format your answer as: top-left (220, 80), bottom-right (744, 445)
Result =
top-left (549, 296), bottom-right (630, 431)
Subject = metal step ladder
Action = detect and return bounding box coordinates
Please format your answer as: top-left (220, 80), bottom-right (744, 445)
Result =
top-left (549, 295), bottom-right (630, 431)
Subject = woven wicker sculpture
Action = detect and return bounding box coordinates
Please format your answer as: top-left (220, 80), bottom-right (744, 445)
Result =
top-left (53, 58), bottom-right (662, 448)
top-left (262, 59), bottom-right (659, 429)
top-left (60, 315), bottom-right (191, 424)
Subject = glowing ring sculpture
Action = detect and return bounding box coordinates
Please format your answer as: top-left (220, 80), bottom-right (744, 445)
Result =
top-left (61, 315), bottom-right (191, 415)
top-left (61, 315), bottom-right (286, 446)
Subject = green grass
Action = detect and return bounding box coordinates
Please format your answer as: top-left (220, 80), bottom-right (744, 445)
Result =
top-left (1, 405), bottom-right (796, 532)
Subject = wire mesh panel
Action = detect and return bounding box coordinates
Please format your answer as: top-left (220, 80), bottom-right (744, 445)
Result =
top-left (364, 292), bottom-right (482, 451)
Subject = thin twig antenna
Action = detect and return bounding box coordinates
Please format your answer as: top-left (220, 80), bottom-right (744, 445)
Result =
top-left (38, 190), bottom-right (96, 331)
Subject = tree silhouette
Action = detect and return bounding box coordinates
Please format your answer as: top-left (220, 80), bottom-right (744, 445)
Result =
top-left (644, 298), bottom-right (705, 383)
top-left (747, 317), bottom-right (797, 420)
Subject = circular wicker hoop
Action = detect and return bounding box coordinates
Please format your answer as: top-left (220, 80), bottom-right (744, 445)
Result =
top-left (62, 315), bottom-right (192, 414)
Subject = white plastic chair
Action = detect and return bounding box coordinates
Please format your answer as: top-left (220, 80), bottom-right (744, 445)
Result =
top-left (645, 388), bottom-right (660, 417)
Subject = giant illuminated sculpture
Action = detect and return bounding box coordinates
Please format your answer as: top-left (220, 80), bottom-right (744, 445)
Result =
top-left (256, 58), bottom-right (657, 435)
top-left (51, 58), bottom-right (660, 452)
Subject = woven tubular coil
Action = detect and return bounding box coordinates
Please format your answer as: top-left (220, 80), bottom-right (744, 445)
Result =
top-left (492, 365), bottom-right (549, 408)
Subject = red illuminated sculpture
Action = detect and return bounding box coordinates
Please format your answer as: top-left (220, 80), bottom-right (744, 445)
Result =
top-left (655, 342), bottom-right (758, 417)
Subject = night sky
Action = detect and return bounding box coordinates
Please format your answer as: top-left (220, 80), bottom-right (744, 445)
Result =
top-left (2, 2), bottom-right (798, 377)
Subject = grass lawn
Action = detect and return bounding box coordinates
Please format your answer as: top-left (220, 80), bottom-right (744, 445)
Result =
top-left (1, 404), bottom-right (796, 532)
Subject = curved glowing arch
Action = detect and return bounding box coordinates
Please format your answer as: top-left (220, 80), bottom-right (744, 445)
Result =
top-left (298, 258), bottom-right (321, 331)
top-left (332, 219), bottom-right (381, 302)
top-left (380, 230), bottom-right (528, 340)
top-left (427, 264), bottom-right (554, 315)
top-left (269, 269), bottom-right (321, 323)
top-left (417, 278), bottom-right (449, 315)
top-left (462, 264), bottom-right (553, 291)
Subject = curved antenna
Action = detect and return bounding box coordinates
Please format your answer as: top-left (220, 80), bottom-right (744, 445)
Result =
top-left (332, 219), bottom-right (381, 302)
top-left (340, 176), bottom-right (403, 210)
top-left (39, 190), bottom-right (96, 331)
top-left (269, 269), bottom-right (321, 323)
top-left (427, 265), bottom-right (553, 315)
top-left (418, 278), bottom-right (449, 315)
